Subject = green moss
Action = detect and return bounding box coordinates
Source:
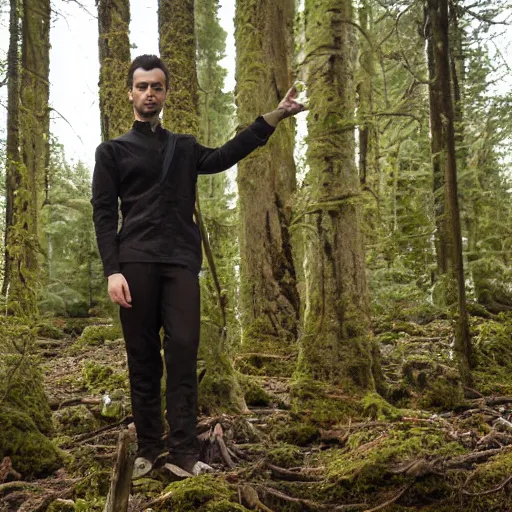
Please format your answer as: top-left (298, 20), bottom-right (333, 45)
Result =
top-left (289, 378), bottom-right (358, 425)
top-left (0, 318), bottom-right (53, 433)
top-left (238, 376), bottom-right (271, 407)
top-left (47, 499), bottom-right (76, 512)
top-left (131, 477), bottom-right (164, 496)
top-left (81, 361), bottom-right (127, 393)
top-left (76, 324), bottom-right (122, 347)
top-left (274, 423), bottom-right (320, 446)
top-left (420, 378), bottom-right (464, 410)
top-left (52, 405), bottom-right (99, 436)
top-left (266, 443), bottom-right (303, 468)
top-left (472, 315), bottom-right (512, 395)
top-left (320, 425), bottom-right (466, 500)
top-left (155, 474), bottom-right (236, 512)
top-left (235, 352), bottom-right (296, 378)
top-left (36, 321), bottom-right (64, 339)
top-left (457, 450), bottom-right (512, 511)
top-left (361, 392), bottom-right (402, 421)
top-left (0, 406), bottom-right (61, 477)
top-left (205, 501), bottom-right (251, 511)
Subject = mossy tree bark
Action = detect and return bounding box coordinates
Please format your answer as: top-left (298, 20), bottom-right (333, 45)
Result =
top-left (6, 0), bottom-right (51, 316)
top-left (426, 0), bottom-right (472, 385)
top-left (426, 5), bottom-right (450, 283)
top-left (2, 0), bottom-right (21, 297)
top-left (158, 0), bottom-right (199, 135)
top-left (159, 0), bottom-right (244, 412)
top-left (298, 0), bottom-right (376, 390)
top-left (97, 0), bottom-right (132, 141)
top-left (235, 0), bottom-right (299, 351)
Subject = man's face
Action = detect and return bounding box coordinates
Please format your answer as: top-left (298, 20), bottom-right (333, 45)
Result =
top-left (129, 67), bottom-right (167, 120)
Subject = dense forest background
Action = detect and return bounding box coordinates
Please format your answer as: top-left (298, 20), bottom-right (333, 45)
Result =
top-left (0, 0), bottom-right (512, 511)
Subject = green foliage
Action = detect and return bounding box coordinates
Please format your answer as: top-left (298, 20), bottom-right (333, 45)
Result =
top-left (39, 144), bottom-right (106, 318)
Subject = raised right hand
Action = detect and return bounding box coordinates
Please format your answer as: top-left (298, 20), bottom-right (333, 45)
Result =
top-left (108, 273), bottom-right (132, 308)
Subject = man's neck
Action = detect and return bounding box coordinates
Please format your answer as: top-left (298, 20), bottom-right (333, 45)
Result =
top-left (134, 113), bottom-right (161, 132)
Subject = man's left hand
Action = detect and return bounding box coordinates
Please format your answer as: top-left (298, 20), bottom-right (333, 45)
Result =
top-left (263, 85), bottom-right (307, 127)
top-left (277, 85), bottom-right (307, 119)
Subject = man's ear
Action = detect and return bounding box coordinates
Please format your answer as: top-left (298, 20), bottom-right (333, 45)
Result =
top-left (128, 89), bottom-right (133, 103)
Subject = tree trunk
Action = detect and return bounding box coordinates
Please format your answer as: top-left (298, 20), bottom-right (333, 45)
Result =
top-left (299, 0), bottom-right (376, 389)
top-left (426, 9), bottom-right (450, 281)
top-left (97, 0), bottom-right (132, 141)
top-left (159, 0), bottom-right (244, 413)
top-left (7, 0), bottom-right (51, 316)
top-left (158, 0), bottom-right (199, 135)
top-left (426, 0), bottom-right (472, 385)
top-left (235, 0), bottom-right (300, 351)
top-left (2, 0), bottom-right (21, 297)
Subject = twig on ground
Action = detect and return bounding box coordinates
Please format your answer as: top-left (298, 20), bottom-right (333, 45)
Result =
top-left (267, 463), bottom-right (323, 482)
top-left (462, 474), bottom-right (512, 497)
top-left (363, 484), bottom-right (411, 512)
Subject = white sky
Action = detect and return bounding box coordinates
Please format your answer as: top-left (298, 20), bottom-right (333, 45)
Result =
top-left (0, 0), bottom-right (237, 170)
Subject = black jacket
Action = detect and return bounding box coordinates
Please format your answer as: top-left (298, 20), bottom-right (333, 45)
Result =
top-left (91, 117), bottom-right (275, 277)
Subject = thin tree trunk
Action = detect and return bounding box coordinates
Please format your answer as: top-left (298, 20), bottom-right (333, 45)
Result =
top-left (2, 0), bottom-right (21, 296)
top-left (426, 9), bottom-right (449, 280)
top-left (8, 0), bottom-right (51, 316)
top-left (97, 0), bottom-right (132, 141)
top-left (235, 0), bottom-right (299, 350)
top-left (299, 0), bottom-right (376, 389)
top-left (426, 0), bottom-right (472, 385)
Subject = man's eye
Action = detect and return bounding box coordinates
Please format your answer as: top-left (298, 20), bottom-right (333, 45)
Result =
top-left (153, 87), bottom-right (163, 92)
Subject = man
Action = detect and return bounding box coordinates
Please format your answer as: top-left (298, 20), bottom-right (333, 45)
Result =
top-left (92, 54), bottom-right (304, 479)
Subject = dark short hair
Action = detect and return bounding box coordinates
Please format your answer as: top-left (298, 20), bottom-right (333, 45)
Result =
top-left (127, 54), bottom-right (170, 90)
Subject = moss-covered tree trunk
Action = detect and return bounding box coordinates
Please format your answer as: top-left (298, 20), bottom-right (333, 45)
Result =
top-left (299, 0), bottom-right (376, 390)
top-left (159, 0), bottom-right (244, 412)
top-left (235, 0), bottom-right (299, 351)
top-left (2, 0), bottom-right (21, 297)
top-left (426, 0), bottom-right (472, 385)
top-left (6, 0), bottom-right (51, 316)
top-left (426, 10), bottom-right (450, 283)
top-left (158, 0), bottom-right (199, 135)
top-left (97, 0), bottom-right (132, 141)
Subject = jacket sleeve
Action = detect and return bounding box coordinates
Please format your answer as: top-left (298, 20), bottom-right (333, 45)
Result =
top-left (196, 116), bottom-right (275, 174)
top-left (91, 142), bottom-right (120, 277)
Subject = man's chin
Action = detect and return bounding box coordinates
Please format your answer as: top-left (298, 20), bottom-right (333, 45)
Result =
top-left (136, 108), bottom-right (160, 119)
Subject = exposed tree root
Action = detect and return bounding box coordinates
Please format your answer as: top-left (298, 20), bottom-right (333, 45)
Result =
top-left (363, 484), bottom-right (411, 512)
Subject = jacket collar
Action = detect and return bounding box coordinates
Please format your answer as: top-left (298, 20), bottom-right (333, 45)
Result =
top-left (132, 120), bottom-right (165, 135)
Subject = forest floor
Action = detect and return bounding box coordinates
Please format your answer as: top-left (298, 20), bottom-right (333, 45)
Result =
top-left (2, 311), bottom-right (512, 511)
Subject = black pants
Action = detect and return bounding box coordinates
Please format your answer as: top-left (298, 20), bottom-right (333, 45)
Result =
top-left (119, 263), bottom-right (200, 465)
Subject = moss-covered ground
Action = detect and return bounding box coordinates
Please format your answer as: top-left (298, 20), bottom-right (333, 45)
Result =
top-left (2, 313), bottom-right (512, 511)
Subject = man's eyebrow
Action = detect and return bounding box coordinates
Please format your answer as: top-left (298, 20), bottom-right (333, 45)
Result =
top-left (135, 81), bottom-right (163, 87)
